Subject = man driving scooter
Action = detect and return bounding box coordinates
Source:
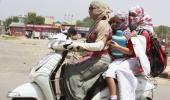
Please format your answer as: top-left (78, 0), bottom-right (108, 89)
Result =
top-left (51, 0), bottom-right (113, 100)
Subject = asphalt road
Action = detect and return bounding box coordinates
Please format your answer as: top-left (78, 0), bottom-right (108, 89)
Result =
top-left (0, 38), bottom-right (170, 100)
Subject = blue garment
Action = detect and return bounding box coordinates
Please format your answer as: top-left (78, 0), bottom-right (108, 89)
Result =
top-left (111, 30), bottom-right (127, 58)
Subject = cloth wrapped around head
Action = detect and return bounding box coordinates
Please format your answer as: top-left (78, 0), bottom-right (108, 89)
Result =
top-left (109, 11), bottom-right (132, 39)
top-left (89, 0), bottom-right (112, 21)
top-left (129, 6), bottom-right (155, 36)
top-left (137, 15), bottom-right (155, 35)
top-left (140, 15), bottom-right (153, 26)
top-left (87, 0), bottom-right (112, 39)
top-left (109, 11), bottom-right (128, 30)
top-left (129, 5), bottom-right (145, 31)
top-left (129, 5), bottom-right (144, 17)
top-left (54, 0), bottom-right (113, 52)
top-left (82, 0), bottom-right (112, 50)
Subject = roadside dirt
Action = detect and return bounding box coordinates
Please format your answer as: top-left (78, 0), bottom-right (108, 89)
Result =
top-left (0, 38), bottom-right (50, 100)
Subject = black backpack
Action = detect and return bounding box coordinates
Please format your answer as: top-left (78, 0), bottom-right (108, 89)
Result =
top-left (138, 29), bottom-right (168, 77)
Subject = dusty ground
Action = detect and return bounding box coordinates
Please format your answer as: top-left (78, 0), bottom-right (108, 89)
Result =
top-left (0, 37), bottom-right (170, 100)
top-left (0, 38), bottom-right (50, 100)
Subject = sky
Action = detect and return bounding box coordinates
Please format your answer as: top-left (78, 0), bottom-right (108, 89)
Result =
top-left (0, 0), bottom-right (170, 26)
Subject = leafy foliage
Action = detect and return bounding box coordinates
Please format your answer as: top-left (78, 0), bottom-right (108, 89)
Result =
top-left (4, 16), bottom-right (19, 31)
top-left (12, 16), bottom-right (19, 22)
top-left (35, 16), bottom-right (45, 25)
top-left (154, 25), bottom-right (170, 40)
top-left (77, 16), bottom-right (94, 27)
top-left (24, 12), bottom-right (45, 25)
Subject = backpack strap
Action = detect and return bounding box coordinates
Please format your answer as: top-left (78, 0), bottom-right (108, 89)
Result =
top-left (137, 29), bottom-right (145, 35)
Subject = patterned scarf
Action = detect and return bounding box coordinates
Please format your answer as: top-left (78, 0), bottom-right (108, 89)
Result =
top-left (129, 5), bottom-right (144, 31)
top-left (136, 15), bottom-right (155, 35)
top-left (111, 11), bottom-right (128, 30)
top-left (110, 11), bottom-right (131, 40)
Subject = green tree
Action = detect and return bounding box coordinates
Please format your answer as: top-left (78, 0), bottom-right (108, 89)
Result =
top-left (12, 16), bottom-right (19, 22)
top-left (77, 16), bottom-right (94, 27)
top-left (24, 12), bottom-right (36, 24)
top-left (4, 16), bottom-right (19, 31)
top-left (4, 18), bottom-right (12, 31)
top-left (35, 16), bottom-right (45, 25)
top-left (25, 12), bottom-right (45, 25)
top-left (155, 25), bottom-right (169, 37)
top-left (77, 20), bottom-right (83, 27)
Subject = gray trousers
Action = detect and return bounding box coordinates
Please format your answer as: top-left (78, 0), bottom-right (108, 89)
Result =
top-left (61, 55), bottom-right (111, 100)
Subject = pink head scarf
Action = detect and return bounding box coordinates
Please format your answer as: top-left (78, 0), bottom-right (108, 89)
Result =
top-left (137, 15), bottom-right (155, 35)
top-left (114, 11), bottom-right (129, 30)
top-left (129, 5), bottom-right (144, 17)
top-left (109, 11), bottom-right (128, 30)
top-left (140, 15), bottom-right (153, 26)
top-left (109, 11), bottom-right (131, 39)
top-left (129, 5), bottom-right (145, 30)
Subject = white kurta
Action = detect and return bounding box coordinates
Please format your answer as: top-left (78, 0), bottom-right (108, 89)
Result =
top-left (103, 35), bottom-right (150, 100)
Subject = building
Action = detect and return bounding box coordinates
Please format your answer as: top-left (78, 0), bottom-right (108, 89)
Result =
top-left (9, 22), bottom-right (61, 39)
top-left (9, 22), bottom-right (25, 36)
top-left (45, 16), bottom-right (55, 25)
top-left (18, 15), bottom-right (25, 23)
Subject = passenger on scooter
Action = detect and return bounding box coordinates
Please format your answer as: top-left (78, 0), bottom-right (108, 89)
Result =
top-left (103, 6), bottom-right (154, 100)
top-left (56, 1), bottom-right (113, 100)
top-left (103, 12), bottom-right (140, 100)
top-left (128, 5), bottom-right (144, 31)
top-left (129, 5), bottom-right (154, 60)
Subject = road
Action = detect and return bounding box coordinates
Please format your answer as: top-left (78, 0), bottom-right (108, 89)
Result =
top-left (0, 38), bottom-right (50, 100)
top-left (0, 38), bottom-right (170, 100)
top-left (154, 77), bottom-right (170, 100)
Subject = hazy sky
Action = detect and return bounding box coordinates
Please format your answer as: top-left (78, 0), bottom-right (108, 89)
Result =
top-left (0, 0), bottom-right (169, 26)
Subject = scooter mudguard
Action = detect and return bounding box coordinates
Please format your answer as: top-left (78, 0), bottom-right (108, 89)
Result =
top-left (136, 76), bottom-right (155, 99)
top-left (7, 82), bottom-right (45, 100)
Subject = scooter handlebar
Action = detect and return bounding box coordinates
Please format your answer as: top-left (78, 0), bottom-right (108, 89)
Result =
top-left (48, 33), bottom-right (72, 51)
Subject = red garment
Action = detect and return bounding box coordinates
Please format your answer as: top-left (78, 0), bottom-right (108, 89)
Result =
top-left (127, 39), bottom-right (136, 57)
top-left (126, 30), bottom-right (151, 59)
top-left (139, 30), bottom-right (151, 58)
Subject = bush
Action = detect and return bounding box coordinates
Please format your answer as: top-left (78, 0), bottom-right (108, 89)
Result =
top-left (0, 34), bottom-right (19, 40)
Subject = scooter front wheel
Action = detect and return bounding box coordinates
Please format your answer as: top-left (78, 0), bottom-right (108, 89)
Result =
top-left (12, 98), bottom-right (37, 100)
top-left (146, 97), bottom-right (152, 100)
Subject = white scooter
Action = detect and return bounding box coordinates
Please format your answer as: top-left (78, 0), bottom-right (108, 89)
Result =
top-left (7, 33), bottom-right (157, 100)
